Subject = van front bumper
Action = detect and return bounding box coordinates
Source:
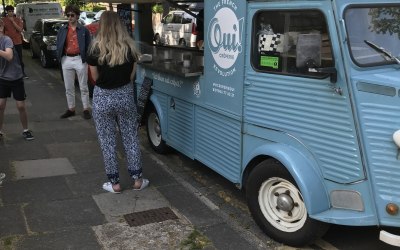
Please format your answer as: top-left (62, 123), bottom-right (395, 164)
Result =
top-left (380, 230), bottom-right (400, 247)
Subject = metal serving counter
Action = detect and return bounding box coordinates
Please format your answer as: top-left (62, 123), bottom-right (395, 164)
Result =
top-left (138, 45), bottom-right (204, 77)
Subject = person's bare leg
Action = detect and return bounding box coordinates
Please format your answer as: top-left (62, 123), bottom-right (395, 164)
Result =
top-left (0, 98), bottom-right (7, 132)
top-left (16, 100), bottom-right (28, 130)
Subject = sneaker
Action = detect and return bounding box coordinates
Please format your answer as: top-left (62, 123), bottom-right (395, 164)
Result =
top-left (83, 110), bottom-right (91, 120)
top-left (60, 110), bottom-right (75, 119)
top-left (23, 73), bottom-right (29, 79)
top-left (22, 130), bottom-right (34, 141)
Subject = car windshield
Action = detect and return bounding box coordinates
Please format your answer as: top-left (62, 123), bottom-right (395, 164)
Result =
top-left (87, 13), bottom-right (96, 19)
top-left (44, 22), bottom-right (65, 36)
top-left (345, 5), bottom-right (400, 67)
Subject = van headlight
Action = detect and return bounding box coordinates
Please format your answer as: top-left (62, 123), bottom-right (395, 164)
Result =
top-left (47, 45), bottom-right (57, 50)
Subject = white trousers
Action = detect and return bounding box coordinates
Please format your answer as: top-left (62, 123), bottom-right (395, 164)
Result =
top-left (61, 56), bottom-right (89, 110)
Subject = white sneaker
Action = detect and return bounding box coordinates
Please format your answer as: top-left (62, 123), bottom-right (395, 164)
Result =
top-left (0, 173), bottom-right (5, 185)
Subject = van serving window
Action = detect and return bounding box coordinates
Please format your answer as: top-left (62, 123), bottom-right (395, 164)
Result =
top-left (251, 10), bottom-right (333, 78)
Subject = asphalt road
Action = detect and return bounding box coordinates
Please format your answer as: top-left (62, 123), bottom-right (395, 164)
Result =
top-left (25, 49), bottom-right (400, 250)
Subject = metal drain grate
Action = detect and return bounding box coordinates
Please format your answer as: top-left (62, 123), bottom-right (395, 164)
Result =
top-left (124, 207), bottom-right (178, 227)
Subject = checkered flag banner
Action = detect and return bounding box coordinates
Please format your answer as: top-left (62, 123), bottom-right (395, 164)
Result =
top-left (259, 33), bottom-right (284, 52)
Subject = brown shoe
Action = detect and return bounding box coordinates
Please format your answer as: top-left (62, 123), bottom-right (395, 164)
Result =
top-left (60, 110), bottom-right (75, 119)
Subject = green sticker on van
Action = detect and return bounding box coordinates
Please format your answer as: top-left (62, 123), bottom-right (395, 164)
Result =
top-left (260, 56), bottom-right (279, 69)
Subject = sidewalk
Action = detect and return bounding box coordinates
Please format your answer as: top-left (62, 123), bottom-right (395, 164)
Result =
top-left (0, 54), bottom-right (268, 249)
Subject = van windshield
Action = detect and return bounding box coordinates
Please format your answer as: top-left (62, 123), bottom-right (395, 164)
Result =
top-left (345, 5), bottom-right (400, 67)
top-left (44, 22), bottom-right (65, 36)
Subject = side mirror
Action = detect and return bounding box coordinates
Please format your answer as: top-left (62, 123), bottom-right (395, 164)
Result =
top-left (309, 65), bottom-right (338, 84)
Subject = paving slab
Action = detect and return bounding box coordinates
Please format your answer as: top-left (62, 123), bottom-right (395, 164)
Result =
top-left (141, 153), bottom-right (179, 188)
top-left (13, 158), bottom-right (76, 180)
top-left (68, 154), bottom-right (105, 174)
top-left (2, 176), bottom-right (73, 204)
top-left (46, 141), bottom-right (101, 159)
top-left (159, 183), bottom-right (223, 227)
top-left (93, 219), bottom-right (195, 250)
top-left (47, 128), bottom-right (98, 143)
top-left (65, 171), bottom-right (107, 197)
top-left (1, 142), bottom-right (50, 161)
top-left (27, 119), bottom-right (93, 133)
top-left (200, 222), bottom-right (263, 250)
top-left (24, 197), bottom-right (106, 232)
top-left (15, 226), bottom-right (101, 250)
top-left (93, 187), bottom-right (170, 223)
top-left (0, 204), bottom-right (27, 237)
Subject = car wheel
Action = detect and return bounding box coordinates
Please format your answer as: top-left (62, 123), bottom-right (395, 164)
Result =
top-left (40, 49), bottom-right (50, 68)
top-left (154, 34), bottom-right (161, 45)
top-left (246, 158), bottom-right (329, 247)
top-left (30, 41), bottom-right (37, 58)
top-left (179, 38), bottom-right (186, 46)
top-left (146, 107), bottom-right (169, 154)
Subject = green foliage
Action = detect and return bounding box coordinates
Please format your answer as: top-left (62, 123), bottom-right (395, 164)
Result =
top-left (92, 5), bottom-right (106, 12)
top-left (152, 4), bottom-right (163, 14)
top-left (180, 229), bottom-right (211, 250)
top-left (63, 0), bottom-right (85, 9)
top-left (369, 7), bottom-right (400, 38)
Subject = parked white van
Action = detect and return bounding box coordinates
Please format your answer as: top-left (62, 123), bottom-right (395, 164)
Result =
top-left (153, 10), bottom-right (198, 47)
top-left (16, 2), bottom-right (63, 44)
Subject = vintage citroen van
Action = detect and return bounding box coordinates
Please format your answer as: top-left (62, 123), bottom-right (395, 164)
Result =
top-left (134, 0), bottom-right (400, 247)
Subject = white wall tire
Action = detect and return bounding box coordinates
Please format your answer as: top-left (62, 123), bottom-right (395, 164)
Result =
top-left (259, 177), bottom-right (307, 232)
top-left (246, 158), bottom-right (329, 247)
top-left (146, 108), bottom-right (169, 154)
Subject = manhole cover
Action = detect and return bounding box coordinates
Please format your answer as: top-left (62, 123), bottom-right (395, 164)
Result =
top-left (124, 207), bottom-right (178, 227)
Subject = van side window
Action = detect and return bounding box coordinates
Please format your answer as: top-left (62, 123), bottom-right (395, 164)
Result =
top-left (251, 10), bottom-right (333, 78)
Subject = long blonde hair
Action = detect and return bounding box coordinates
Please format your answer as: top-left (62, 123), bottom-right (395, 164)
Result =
top-left (89, 11), bottom-right (139, 67)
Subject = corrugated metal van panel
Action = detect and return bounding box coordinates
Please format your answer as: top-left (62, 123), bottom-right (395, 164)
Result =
top-left (168, 98), bottom-right (194, 157)
top-left (360, 102), bottom-right (400, 197)
top-left (244, 73), bottom-right (362, 183)
top-left (195, 107), bottom-right (242, 183)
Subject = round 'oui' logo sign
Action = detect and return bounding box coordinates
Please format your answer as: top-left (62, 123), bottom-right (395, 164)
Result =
top-left (208, 7), bottom-right (243, 70)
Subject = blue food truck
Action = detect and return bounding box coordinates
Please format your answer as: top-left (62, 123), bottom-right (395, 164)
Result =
top-left (115, 0), bottom-right (400, 247)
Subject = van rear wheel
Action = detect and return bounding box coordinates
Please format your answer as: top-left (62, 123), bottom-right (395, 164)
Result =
top-left (246, 159), bottom-right (329, 247)
top-left (146, 108), bottom-right (169, 154)
top-left (179, 38), bottom-right (186, 46)
top-left (154, 34), bottom-right (161, 45)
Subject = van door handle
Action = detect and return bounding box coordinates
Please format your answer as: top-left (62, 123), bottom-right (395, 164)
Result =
top-left (170, 98), bottom-right (175, 109)
top-left (244, 80), bottom-right (252, 86)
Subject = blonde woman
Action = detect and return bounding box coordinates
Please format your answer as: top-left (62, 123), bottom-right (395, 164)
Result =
top-left (87, 11), bottom-right (148, 193)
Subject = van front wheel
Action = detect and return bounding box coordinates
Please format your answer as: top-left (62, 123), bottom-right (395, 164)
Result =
top-left (178, 38), bottom-right (186, 46)
top-left (146, 108), bottom-right (168, 154)
top-left (154, 34), bottom-right (161, 45)
top-left (246, 159), bottom-right (329, 247)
